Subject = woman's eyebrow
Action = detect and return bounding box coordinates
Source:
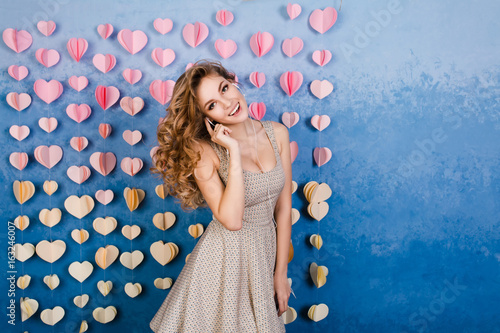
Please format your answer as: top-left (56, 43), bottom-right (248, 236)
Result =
top-left (203, 80), bottom-right (225, 109)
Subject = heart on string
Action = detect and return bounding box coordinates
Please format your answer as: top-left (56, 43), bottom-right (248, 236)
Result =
top-left (9, 125), bottom-right (30, 141)
top-left (215, 39), bottom-right (237, 59)
top-left (37, 20), bottom-right (56, 36)
top-left (93, 54), bottom-right (116, 73)
top-left (282, 112), bottom-right (300, 128)
top-left (35, 48), bottom-right (60, 67)
top-left (249, 31), bottom-right (274, 57)
top-left (290, 141), bottom-right (298, 163)
top-left (8, 65), bottom-right (29, 81)
top-left (97, 24), bottom-right (113, 39)
top-left (90, 152), bottom-right (116, 176)
top-left (249, 102), bottom-right (266, 120)
top-left (282, 37), bottom-right (303, 58)
top-left (122, 69), bottom-right (142, 85)
top-left (153, 18), bottom-right (173, 34)
top-left (95, 190), bottom-right (114, 205)
top-left (38, 117), bottom-right (58, 133)
top-left (66, 37), bottom-right (88, 62)
top-left (311, 115), bottom-right (331, 131)
top-left (182, 22), bottom-right (209, 47)
top-left (67, 166), bottom-right (91, 184)
top-left (310, 80), bottom-right (333, 99)
top-left (98, 123), bottom-right (112, 139)
top-left (313, 147), bottom-right (332, 167)
top-left (123, 130), bottom-right (142, 146)
top-left (2, 28), bottom-right (32, 53)
top-left (10, 152), bottom-right (28, 171)
top-left (121, 157), bottom-right (143, 176)
top-left (120, 97), bottom-right (144, 116)
top-left (151, 48), bottom-right (175, 67)
top-left (249, 72), bottom-right (266, 88)
top-left (280, 71), bottom-right (303, 97)
top-left (6, 92), bottom-right (31, 111)
top-left (149, 80), bottom-right (175, 105)
top-left (66, 104), bottom-right (91, 123)
top-left (117, 29), bottom-right (148, 54)
top-left (312, 50), bottom-right (332, 66)
top-left (34, 145), bottom-right (63, 169)
top-left (309, 7), bottom-right (338, 34)
top-left (216, 9), bottom-right (234, 26)
top-left (70, 137), bottom-right (88, 152)
top-left (34, 79), bottom-right (63, 104)
top-left (287, 3), bottom-right (302, 20)
top-left (95, 85), bottom-right (120, 110)
top-left (68, 76), bottom-right (88, 91)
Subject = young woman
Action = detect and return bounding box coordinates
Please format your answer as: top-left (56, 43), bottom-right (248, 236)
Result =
top-left (149, 59), bottom-right (293, 332)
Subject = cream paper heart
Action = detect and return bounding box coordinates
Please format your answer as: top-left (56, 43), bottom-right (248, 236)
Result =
top-left (71, 229), bottom-right (89, 244)
top-left (97, 280), bottom-right (113, 296)
top-left (79, 320), bottom-right (89, 332)
top-left (188, 223), bottom-right (204, 238)
top-left (40, 306), bottom-right (65, 325)
top-left (292, 180), bottom-right (297, 194)
top-left (152, 212), bottom-right (176, 231)
top-left (36, 240), bottom-right (66, 263)
top-left (155, 184), bottom-right (168, 199)
top-left (14, 243), bottom-right (35, 262)
top-left (95, 245), bottom-right (119, 269)
top-left (280, 307), bottom-right (297, 324)
top-left (13, 180), bottom-right (35, 204)
top-left (291, 208), bottom-right (300, 225)
top-left (154, 277), bottom-right (173, 290)
top-left (14, 215), bottom-right (30, 230)
top-left (64, 195), bottom-right (95, 219)
top-left (20, 297), bottom-right (38, 322)
top-left (123, 187), bottom-right (145, 211)
top-left (17, 274), bottom-right (31, 289)
top-left (73, 294), bottom-right (89, 308)
top-left (308, 201), bottom-right (329, 221)
top-left (308, 303), bottom-right (329, 322)
top-left (93, 306), bottom-right (117, 324)
top-left (310, 183), bottom-right (332, 202)
top-left (150, 241), bottom-right (179, 265)
top-left (303, 181), bottom-right (318, 202)
top-left (122, 225), bottom-right (141, 240)
top-left (309, 234), bottom-right (323, 250)
top-left (310, 262), bottom-right (328, 288)
top-left (124, 282), bottom-right (142, 298)
top-left (43, 180), bottom-right (58, 195)
top-left (68, 261), bottom-right (93, 283)
top-left (39, 208), bottom-right (62, 227)
top-left (93, 216), bottom-right (117, 236)
top-left (120, 250), bottom-right (144, 270)
top-left (43, 274), bottom-right (60, 290)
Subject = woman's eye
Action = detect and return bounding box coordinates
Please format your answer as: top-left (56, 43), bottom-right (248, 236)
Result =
top-left (222, 84), bottom-right (228, 92)
top-left (208, 102), bottom-right (215, 110)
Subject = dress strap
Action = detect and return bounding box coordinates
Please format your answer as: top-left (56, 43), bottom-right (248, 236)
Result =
top-left (258, 120), bottom-right (280, 161)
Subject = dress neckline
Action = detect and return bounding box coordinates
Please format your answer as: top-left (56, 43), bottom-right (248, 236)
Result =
top-left (241, 120), bottom-right (278, 175)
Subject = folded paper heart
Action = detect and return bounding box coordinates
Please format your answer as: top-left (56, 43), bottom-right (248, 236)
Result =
top-left (10, 125), bottom-right (30, 141)
top-left (43, 274), bottom-right (60, 290)
top-left (154, 18), bottom-right (173, 34)
top-left (291, 208), bottom-right (300, 225)
top-left (38, 117), bottom-right (58, 133)
top-left (14, 243), bottom-right (35, 262)
top-left (90, 152), bottom-right (116, 176)
top-left (153, 212), bottom-right (176, 231)
top-left (290, 141), bottom-right (298, 163)
top-left (120, 250), bottom-right (144, 270)
top-left (93, 53), bottom-right (116, 73)
top-left (292, 180), bottom-right (298, 194)
top-left (68, 75), bottom-right (88, 91)
top-left (17, 274), bottom-right (31, 289)
top-left (250, 31), bottom-right (274, 57)
top-left (66, 103), bottom-right (91, 123)
top-left (67, 37), bottom-right (88, 62)
top-left (311, 115), bottom-right (331, 131)
top-left (155, 184), bottom-right (168, 199)
top-left (310, 234), bottom-right (323, 250)
top-left (97, 280), bottom-right (113, 296)
top-left (310, 79), bottom-right (333, 99)
top-left (280, 71), bottom-right (303, 97)
top-left (95, 85), bottom-right (120, 110)
top-left (41, 306), bottom-right (65, 325)
top-left (99, 123), bottom-right (112, 137)
top-left (154, 277), bottom-right (173, 290)
top-left (68, 261), bottom-right (93, 283)
top-left (308, 304), bottom-right (329, 322)
top-left (249, 71), bottom-right (266, 88)
top-left (14, 215), bottom-right (30, 230)
top-left (281, 111), bottom-right (299, 128)
top-left (314, 147), bottom-right (332, 167)
top-left (3, 28), bottom-right (33, 53)
top-left (34, 79), bottom-right (63, 104)
top-left (93, 306), bottom-right (117, 324)
top-left (307, 201), bottom-right (329, 221)
top-left (249, 102), bottom-right (266, 120)
top-left (70, 136), bottom-right (89, 152)
top-left (310, 262), bottom-right (328, 288)
top-left (95, 245), bottom-right (119, 269)
top-left (151, 47), bottom-right (175, 67)
top-left (8, 65), bottom-right (29, 81)
top-left (287, 3), bottom-right (302, 20)
top-left (122, 68), bottom-right (142, 85)
top-left (216, 9), bottom-right (234, 26)
top-left (125, 282), bottom-right (142, 298)
top-left (9, 152), bottom-right (28, 170)
top-left (97, 24), bottom-right (113, 39)
top-left (312, 49), bottom-right (332, 66)
top-left (13, 180), bottom-right (35, 204)
top-left (182, 22), bottom-right (209, 47)
top-left (288, 240), bottom-right (294, 263)
top-left (124, 187), bottom-right (145, 211)
top-left (95, 189), bottom-right (114, 205)
top-left (309, 7), bottom-right (337, 34)
top-left (71, 229), bottom-right (89, 244)
top-left (34, 145), bottom-right (63, 169)
top-left (35, 48), bottom-right (60, 67)
top-left (150, 241), bottom-right (179, 265)
top-left (188, 223), bottom-right (204, 238)
top-left (43, 180), bottom-right (58, 195)
top-left (6, 92), bottom-right (31, 111)
top-left (20, 297), bottom-right (38, 322)
top-left (93, 216), bottom-right (117, 236)
top-left (281, 307), bottom-right (297, 324)
top-left (122, 225), bottom-right (141, 240)
top-left (120, 96), bottom-right (144, 116)
top-left (282, 37), bottom-right (303, 57)
top-left (37, 20), bottom-right (56, 36)
top-left (123, 130), bottom-right (142, 146)
top-left (67, 165), bottom-right (91, 184)
top-left (73, 294), bottom-right (89, 308)
top-left (36, 239), bottom-right (66, 263)
top-left (117, 29), bottom-right (148, 54)
top-left (215, 39), bottom-right (237, 59)
top-left (149, 79), bottom-right (175, 105)
top-left (64, 195), bottom-right (95, 219)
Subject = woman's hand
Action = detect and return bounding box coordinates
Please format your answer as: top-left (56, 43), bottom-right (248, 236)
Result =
top-left (205, 117), bottom-right (238, 151)
top-left (274, 270), bottom-right (291, 317)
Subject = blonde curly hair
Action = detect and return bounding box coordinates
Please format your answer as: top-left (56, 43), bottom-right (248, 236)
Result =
top-left (150, 59), bottom-right (237, 211)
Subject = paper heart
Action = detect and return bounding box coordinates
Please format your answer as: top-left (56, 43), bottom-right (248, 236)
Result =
top-left (188, 223), bottom-right (204, 238)
top-left (38, 208), bottom-right (62, 227)
top-left (310, 234), bottom-right (323, 250)
top-left (281, 307), bottom-right (298, 324)
top-left (249, 31), bottom-right (274, 57)
top-left (122, 225), bottom-right (141, 240)
top-left (215, 39), bottom-right (237, 59)
top-left (153, 18), bottom-right (173, 34)
top-left (123, 130), bottom-right (142, 146)
top-left (95, 189), bottom-right (114, 205)
top-left (120, 97), bottom-right (144, 116)
top-left (291, 208), bottom-right (300, 224)
top-left (149, 80), bottom-right (175, 105)
top-left (124, 187), bottom-right (145, 211)
top-left (311, 183), bottom-right (332, 202)
top-left (68, 75), bottom-right (88, 91)
top-left (290, 141), bottom-right (298, 163)
top-left (151, 48), bottom-right (175, 67)
top-left (64, 195), bottom-right (95, 219)
top-left (308, 201), bottom-right (329, 221)
top-left (34, 79), bottom-right (63, 104)
top-left (68, 261), bottom-right (93, 282)
top-left (280, 71), bottom-right (303, 97)
top-left (313, 147), bottom-right (332, 166)
top-left (311, 115), bottom-right (331, 131)
top-left (35, 48), bottom-right (60, 67)
top-left (43, 180), bottom-right (58, 195)
top-left (125, 282), bottom-right (142, 298)
top-left (6, 92), bottom-right (31, 111)
top-left (292, 181), bottom-right (298, 194)
top-left (182, 21), bottom-right (209, 47)
top-left (97, 24), bottom-right (113, 39)
top-left (13, 181), bottom-right (35, 204)
top-left (37, 20), bottom-right (56, 36)
top-left (73, 294), bottom-right (89, 308)
top-left (249, 102), bottom-right (266, 120)
top-left (287, 3), bottom-right (302, 20)
top-left (99, 123), bottom-right (112, 139)
top-left (10, 152), bottom-right (28, 170)
top-left (120, 250), bottom-right (144, 270)
top-left (71, 229), bottom-right (89, 244)
top-left (8, 65), bottom-right (28, 81)
top-left (34, 145), bottom-right (63, 169)
top-left (90, 152), bottom-right (116, 176)
top-left (2, 28), bottom-right (32, 53)
top-left (95, 85), bottom-right (119, 110)
top-left (66, 37), bottom-right (88, 62)
top-left (66, 103), bottom-right (91, 123)
top-left (95, 245), bottom-right (119, 269)
top-left (93, 306), bottom-right (117, 324)
top-left (93, 54), bottom-right (116, 73)
top-left (155, 184), bottom-right (168, 199)
top-left (70, 137), bottom-right (88, 152)
top-left (249, 72), bottom-right (266, 88)
top-left (311, 80), bottom-right (333, 99)
top-left (310, 262), bottom-right (328, 288)
top-left (122, 69), bottom-right (142, 85)
top-left (154, 277), bottom-right (173, 290)
top-left (216, 9), bottom-right (234, 26)
top-left (150, 241), bottom-right (179, 265)
top-left (312, 49), bottom-right (332, 66)
top-left (281, 112), bottom-right (300, 128)
top-left (97, 280), bottom-right (113, 296)
top-left (309, 7), bottom-right (337, 34)
top-left (93, 216), bottom-right (117, 236)
top-left (303, 181), bottom-right (318, 202)
top-left (17, 275), bottom-right (31, 289)
top-left (36, 240), bottom-right (66, 263)
top-left (282, 37), bottom-right (303, 57)
top-left (153, 212), bottom-right (176, 231)
top-left (38, 117), bottom-right (58, 133)
top-left (14, 215), bottom-right (30, 231)
top-left (308, 304), bottom-right (329, 322)
top-left (14, 243), bottom-right (35, 261)
top-left (20, 297), bottom-right (38, 321)
top-left (9, 125), bottom-right (30, 141)
top-left (67, 166), bottom-right (91, 184)
top-left (117, 29), bottom-right (148, 54)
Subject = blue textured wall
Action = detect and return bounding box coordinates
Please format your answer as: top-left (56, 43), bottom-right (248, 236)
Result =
top-left (1, 0), bottom-right (499, 332)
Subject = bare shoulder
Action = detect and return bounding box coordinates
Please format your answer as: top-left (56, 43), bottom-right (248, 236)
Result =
top-left (268, 120), bottom-right (289, 154)
top-left (193, 139), bottom-right (220, 171)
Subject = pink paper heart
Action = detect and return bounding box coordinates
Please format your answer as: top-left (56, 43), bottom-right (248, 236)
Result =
top-left (97, 24), bottom-right (113, 39)
top-left (151, 48), bottom-right (175, 67)
top-left (287, 3), bottom-right (302, 20)
top-left (34, 145), bottom-right (63, 169)
top-left (121, 157), bottom-right (143, 176)
top-left (120, 97), bottom-right (144, 116)
top-left (99, 123), bottom-right (112, 139)
top-left (282, 112), bottom-right (300, 128)
top-left (10, 152), bottom-right (28, 171)
top-left (68, 75), bottom-right (88, 91)
top-left (66, 104), bottom-right (91, 123)
top-left (117, 29), bottom-right (148, 54)
top-left (312, 50), bottom-right (332, 66)
top-left (90, 152), bottom-right (116, 176)
top-left (310, 80), bottom-right (333, 99)
top-left (309, 7), bottom-right (338, 34)
top-left (249, 102), bottom-right (266, 120)
top-left (216, 10), bottom-right (234, 26)
top-left (122, 69), bottom-right (142, 85)
top-left (153, 18), bottom-right (173, 34)
top-left (34, 79), bottom-right (63, 104)
top-left (311, 115), bottom-right (331, 131)
top-left (282, 37), bottom-right (303, 57)
top-left (95, 189), bottom-right (114, 205)
top-left (70, 136), bottom-right (88, 152)
top-left (2, 29), bottom-right (32, 53)
top-left (67, 165), bottom-right (91, 184)
top-left (37, 20), bottom-right (56, 36)
top-left (280, 71), bottom-right (303, 97)
top-left (6, 92), bottom-right (31, 111)
top-left (249, 31), bottom-right (274, 57)
top-left (38, 117), bottom-right (58, 133)
top-left (182, 22), bottom-right (209, 48)
top-left (150, 146), bottom-right (159, 161)
top-left (123, 130), bottom-right (142, 146)
top-left (95, 85), bottom-right (120, 110)
top-left (290, 141), bottom-right (298, 163)
top-left (66, 37), bottom-right (88, 62)
top-left (215, 39), bottom-right (237, 59)
top-left (9, 125), bottom-right (30, 141)
top-left (314, 147), bottom-right (332, 166)
top-left (149, 80), bottom-right (175, 105)
top-left (249, 72), bottom-right (266, 88)
top-left (8, 65), bottom-right (29, 81)
top-left (93, 54), bottom-right (116, 73)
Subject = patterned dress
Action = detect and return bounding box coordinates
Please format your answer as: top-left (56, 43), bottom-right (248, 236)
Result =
top-left (150, 120), bottom-right (287, 332)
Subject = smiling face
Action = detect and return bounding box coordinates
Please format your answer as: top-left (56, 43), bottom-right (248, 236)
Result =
top-left (196, 74), bottom-right (248, 125)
